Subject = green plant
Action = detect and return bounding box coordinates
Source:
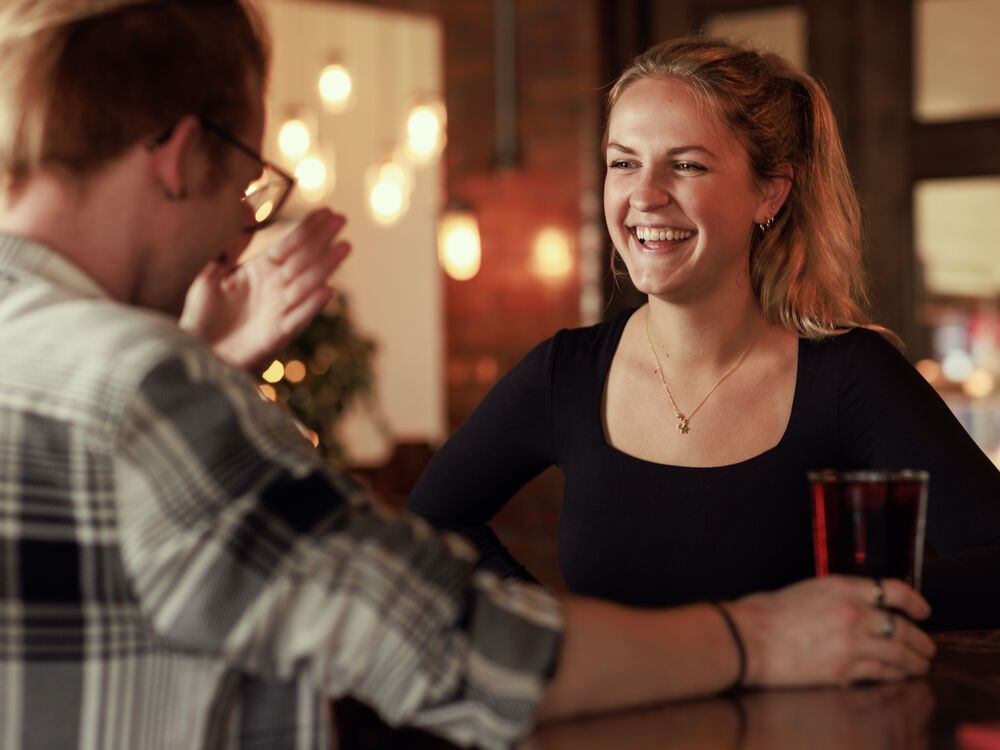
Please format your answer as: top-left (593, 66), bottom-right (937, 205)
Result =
top-left (262, 292), bottom-right (377, 465)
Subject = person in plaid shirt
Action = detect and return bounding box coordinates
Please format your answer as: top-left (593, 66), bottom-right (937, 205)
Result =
top-left (0, 1), bottom-right (937, 748)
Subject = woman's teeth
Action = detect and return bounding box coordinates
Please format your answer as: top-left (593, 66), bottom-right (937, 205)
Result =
top-left (635, 227), bottom-right (694, 243)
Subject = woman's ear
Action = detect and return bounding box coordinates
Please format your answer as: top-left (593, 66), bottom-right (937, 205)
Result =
top-left (755, 164), bottom-right (793, 224)
top-left (147, 115), bottom-right (201, 201)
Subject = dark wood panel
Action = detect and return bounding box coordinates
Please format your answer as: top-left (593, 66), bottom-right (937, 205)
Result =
top-left (851, 0), bottom-right (921, 350)
top-left (912, 119), bottom-right (1000, 181)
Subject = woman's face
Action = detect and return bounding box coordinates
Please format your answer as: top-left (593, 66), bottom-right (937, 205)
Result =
top-left (604, 76), bottom-right (771, 301)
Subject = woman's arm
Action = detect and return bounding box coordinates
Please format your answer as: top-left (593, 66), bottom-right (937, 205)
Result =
top-left (407, 337), bottom-right (561, 581)
top-left (539, 576), bottom-right (934, 721)
top-left (837, 329), bottom-right (1000, 628)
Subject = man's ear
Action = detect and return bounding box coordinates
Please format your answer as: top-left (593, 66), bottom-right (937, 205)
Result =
top-left (755, 163), bottom-right (793, 224)
top-left (147, 115), bottom-right (201, 201)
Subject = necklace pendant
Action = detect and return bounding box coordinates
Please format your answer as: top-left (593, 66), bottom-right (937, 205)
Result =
top-left (676, 416), bottom-right (690, 434)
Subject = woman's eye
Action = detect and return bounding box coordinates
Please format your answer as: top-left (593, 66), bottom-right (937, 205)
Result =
top-left (608, 159), bottom-right (634, 169)
top-left (675, 162), bottom-right (705, 172)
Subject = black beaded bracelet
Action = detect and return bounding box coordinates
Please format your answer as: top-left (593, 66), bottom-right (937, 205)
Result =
top-left (711, 601), bottom-right (747, 691)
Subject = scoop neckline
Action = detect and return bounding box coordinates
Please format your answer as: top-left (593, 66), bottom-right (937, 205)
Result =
top-left (596, 306), bottom-right (806, 471)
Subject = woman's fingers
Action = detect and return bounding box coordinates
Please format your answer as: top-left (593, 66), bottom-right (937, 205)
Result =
top-left (741, 576), bottom-right (939, 690)
top-left (842, 659), bottom-right (910, 685)
top-left (868, 636), bottom-right (931, 675)
top-left (871, 578), bottom-right (931, 621)
top-left (849, 608), bottom-right (934, 681)
top-left (856, 579), bottom-right (937, 660)
top-left (878, 612), bottom-right (937, 660)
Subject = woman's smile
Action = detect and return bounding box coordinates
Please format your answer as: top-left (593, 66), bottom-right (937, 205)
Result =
top-left (631, 225), bottom-right (697, 251)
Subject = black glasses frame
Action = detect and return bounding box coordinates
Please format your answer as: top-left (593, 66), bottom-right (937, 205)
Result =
top-left (149, 116), bottom-right (297, 233)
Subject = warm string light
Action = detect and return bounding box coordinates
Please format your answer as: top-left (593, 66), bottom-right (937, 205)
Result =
top-left (262, 360), bottom-right (284, 383)
top-left (943, 350), bottom-right (974, 382)
top-left (285, 360), bottom-right (307, 384)
top-left (963, 369), bottom-right (995, 398)
top-left (918, 355), bottom-right (996, 398)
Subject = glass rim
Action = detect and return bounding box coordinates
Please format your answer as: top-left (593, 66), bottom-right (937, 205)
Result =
top-left (808, 468), bottom-right (928, 483)
top-left (888, 469), bottom-right (929, 482)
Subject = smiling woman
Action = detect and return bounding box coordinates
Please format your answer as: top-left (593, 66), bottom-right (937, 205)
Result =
top-left (408, 35), bottom-right (1000, 631)
top-left (603, 76), bottom-right (785, 304)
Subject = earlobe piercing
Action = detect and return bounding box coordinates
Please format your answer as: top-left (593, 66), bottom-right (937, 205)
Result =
top-left (757, 203), bottom-right (777, 234)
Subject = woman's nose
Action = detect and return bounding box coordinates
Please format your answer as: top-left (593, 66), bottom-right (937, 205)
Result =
top-left (629, 172), bottom-right (670, 212)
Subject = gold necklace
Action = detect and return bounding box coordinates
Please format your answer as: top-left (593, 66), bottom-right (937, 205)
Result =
top-left (643, 308), bottom-right (756, 435)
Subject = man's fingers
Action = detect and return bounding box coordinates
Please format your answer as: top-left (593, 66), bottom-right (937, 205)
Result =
top-left (269, 209), bottom-right (346, 265)
top-left (279, 225), bottom-right (346, 280)
top-left (329, 239), bottom-right (351, 268)
top-left (279, 287), bottom-right (333, 337)
top-left (192, 259), bottom-right (229, 288)
top-left (281, 242), bottom-right (350, 307)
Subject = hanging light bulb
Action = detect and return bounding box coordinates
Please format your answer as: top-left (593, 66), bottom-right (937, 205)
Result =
top-left (531, 227), bottom-right (573, 280)
top-left (405, 100), bottom-right (446, 162)
top-left (295, 152), bottom-right (334, 203)
top-left (277, 118), bottom-right (310, 159)
top-left (438, 204), bottom-right (481, 281)
top-left (295, 156), bottom-right (327, 191)
top-left (366, 154), bottom-right (411, 225)
top-left (319, 58), bottom-right (353, 112)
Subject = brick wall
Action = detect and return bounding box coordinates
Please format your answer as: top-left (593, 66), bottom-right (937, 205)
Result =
top-left (361, 0), bottom-right (606, 591)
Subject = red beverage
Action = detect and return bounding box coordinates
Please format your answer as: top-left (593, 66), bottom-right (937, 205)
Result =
top-left (809, 470), bottom-right (928, 588)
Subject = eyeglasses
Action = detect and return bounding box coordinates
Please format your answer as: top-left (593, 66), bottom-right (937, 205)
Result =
top-left (198, 117), bottom-right (296, 233)
top-left (149, 116), bottom-right (296, 233)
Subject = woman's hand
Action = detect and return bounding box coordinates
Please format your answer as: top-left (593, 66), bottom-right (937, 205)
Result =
top-left (181, 208), bottom-right (350, 373)
top-left (729, 576), bottom-right (936, 688)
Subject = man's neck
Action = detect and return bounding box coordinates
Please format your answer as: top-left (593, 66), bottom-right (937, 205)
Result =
top-left (0, 162), bottom-right (147, 304)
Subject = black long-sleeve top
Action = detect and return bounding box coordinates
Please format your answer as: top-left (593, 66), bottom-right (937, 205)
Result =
top-left (408, 308), bottom-right (1000, 629)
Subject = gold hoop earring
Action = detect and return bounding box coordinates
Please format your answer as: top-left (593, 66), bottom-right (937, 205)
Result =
top-left (757, 203), bottom-right (777, 234)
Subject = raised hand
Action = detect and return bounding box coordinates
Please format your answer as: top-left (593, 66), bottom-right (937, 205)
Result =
top-left (730, 576), bottom-right (936, 688)
top-left (181, 208), bottom-right (351, 373)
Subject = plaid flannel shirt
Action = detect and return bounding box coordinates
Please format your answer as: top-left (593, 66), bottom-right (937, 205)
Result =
top-left (0, 233), bottom-right (563, 750)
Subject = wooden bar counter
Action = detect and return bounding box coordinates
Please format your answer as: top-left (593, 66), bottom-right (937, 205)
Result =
top-left (335, 630), bottom-right (1000, 749)
top-left (524, 630), bottom-right (1000, 750)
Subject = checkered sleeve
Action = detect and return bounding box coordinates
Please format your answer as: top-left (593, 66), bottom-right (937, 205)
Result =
top-left (112, 348), bottom-right (564, 750)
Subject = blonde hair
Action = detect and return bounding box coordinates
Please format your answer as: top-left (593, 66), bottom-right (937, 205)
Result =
top-left (607, 36), bottom-right (876, 339)
top-left (0, 0), bottom-right (269, 186)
